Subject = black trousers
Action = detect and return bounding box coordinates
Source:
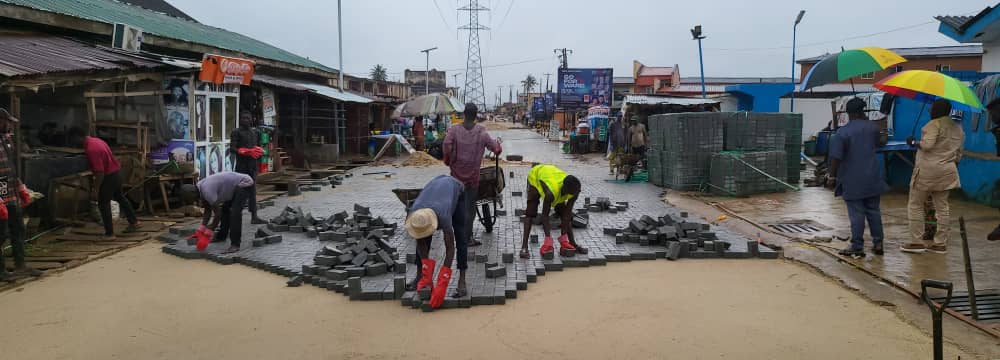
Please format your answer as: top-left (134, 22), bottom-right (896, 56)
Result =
top-left (235, 167), bottom-right (258, 214)
top-left (217, 187), bottom-right (250, 247)
top-left (98, 171), bottom-right (137, 236)
top-left (0, 203), bottom-right (25, 274)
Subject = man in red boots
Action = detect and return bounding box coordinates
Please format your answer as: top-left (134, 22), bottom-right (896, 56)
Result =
top-left (519, 164), bottom-right (587, 259)
top-left (405, 175), bottom-right (469, 309)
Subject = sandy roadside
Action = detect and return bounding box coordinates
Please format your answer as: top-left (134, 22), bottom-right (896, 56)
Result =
top-left (0, 242), bottom-right (974, 360)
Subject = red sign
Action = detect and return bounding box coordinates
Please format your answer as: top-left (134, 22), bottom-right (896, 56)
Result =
top-left (198, 55), bottom-right (255, 86)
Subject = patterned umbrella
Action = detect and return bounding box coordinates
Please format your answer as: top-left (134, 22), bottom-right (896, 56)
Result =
top-left (874, 70), bottom-right (984, 112)
top-left (800, 47), bottom-right (906, 91)
top-left (391, 93), bottom-right (464, 119)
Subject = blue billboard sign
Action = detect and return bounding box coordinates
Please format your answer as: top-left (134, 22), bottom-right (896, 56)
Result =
top-left (544, 91), bottom-right (556, 112)
top-left (532, 97), bottom-right (546, 115)
top-left (557, 68), bottom-right (613, 108)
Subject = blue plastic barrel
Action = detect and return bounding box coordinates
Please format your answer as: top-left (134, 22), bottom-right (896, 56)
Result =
top-left (815, 131), bottom-right (832, 155)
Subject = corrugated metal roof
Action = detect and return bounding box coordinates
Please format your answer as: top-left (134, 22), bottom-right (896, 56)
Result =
top-left (252, 74), bottom-right (310, 91)
top-left (0, 0), bottom-right (336, 73)
top-left (664, 84), bottom-right (729, 93)
top-left (798, 45), bottom-right (983, 63)
top-left (638, 66), bottom-right (674, 76)
top-left (679, 77), bottom-right (793, 84)
top-left (623, 94), bottom-right (719, 106)
top-left (798, 84), bottom-right (876, 93)
top-left (613, 76), bottom-right (634, 84)
top-left (299, 83), bottom-right (372, 104)
top-left (121, 0), bottom-right (196, 22)
top-left (937, 15), bottom-right (974, 31)
top-left (0, 33), bottom-right (164, 77)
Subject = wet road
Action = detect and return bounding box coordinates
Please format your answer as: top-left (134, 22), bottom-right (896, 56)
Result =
top-left (701, 181), bottom-right (1000, 297)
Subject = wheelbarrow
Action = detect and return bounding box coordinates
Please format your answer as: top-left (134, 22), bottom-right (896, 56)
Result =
top-left (614, 153), bottom-right (643, 182)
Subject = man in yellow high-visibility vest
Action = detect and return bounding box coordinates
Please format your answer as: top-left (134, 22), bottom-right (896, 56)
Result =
top-left (519, 164), bottom-right (587, 259)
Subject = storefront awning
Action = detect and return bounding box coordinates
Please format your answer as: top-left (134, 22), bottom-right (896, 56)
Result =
top-left (299, 83), bottom-right (373, 104)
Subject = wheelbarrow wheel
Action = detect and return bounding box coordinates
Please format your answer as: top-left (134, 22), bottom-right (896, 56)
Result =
top-left (480, 203), bottom-right (494, 233)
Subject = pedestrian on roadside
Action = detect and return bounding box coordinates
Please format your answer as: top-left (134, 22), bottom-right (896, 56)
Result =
top-left (180, 171), bottom-right (255, 253)
top-left (230, 110), bottom-right (266, 225)
top-left (901, 99), bottom-right (966, 254)
top-left (607, 115), bottom-right (627, 176)
top-left (443, 103), bottom-right (501, 247)
top-left (67, 127), bottom-right (139, 240)
top-left (627, 116), bottom-right (648, 167)
top-left (825, 98), bottom-right (889, 258)
top-left (413, 116), bottom-right (425, 151)
top-left (519, 164), bottom-right (587, 259)
top-left (0, 109), bottom-right (41, 281)
top-left (405, 175), bottom-right (469, 308)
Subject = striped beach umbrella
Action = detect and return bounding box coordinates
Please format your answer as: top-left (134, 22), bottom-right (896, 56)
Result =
top-left (873, 70), bottom-right (983, 112)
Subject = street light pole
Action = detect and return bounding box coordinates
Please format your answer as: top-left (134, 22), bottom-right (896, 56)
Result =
top-left (337, 0), bottom-right (344, 91)
top-left (421, 47), bottom-right (437, 96)
top-left (691, 25), bottom-right (706, 99)
top-left (791, 10), bottom-right (805, 112)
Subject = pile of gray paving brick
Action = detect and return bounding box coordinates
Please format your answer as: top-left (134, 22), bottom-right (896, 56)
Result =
top-left (287, 173), bottom-right (349, 196)
top-left (603, 212), bottom-right (778, 260)
top-left (646, 112), bottom-right (803, 195)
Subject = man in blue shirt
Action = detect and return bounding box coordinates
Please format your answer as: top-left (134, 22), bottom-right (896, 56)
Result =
top-left (404, 175), bottom-right (469, 309)
top-left (826, 97), bottom-right (889, 258)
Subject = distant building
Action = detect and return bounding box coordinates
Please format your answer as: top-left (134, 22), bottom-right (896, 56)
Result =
top-left (632, 61), bottom-right (679, 94)
top-left (404, 69), bottom-right (447, 96)
top-left (612, 76), bottom-right (634, 111)
top-left (937, 4), bottom-right (1000, 72)
top-left (797, 45), bottom-right (983, 84)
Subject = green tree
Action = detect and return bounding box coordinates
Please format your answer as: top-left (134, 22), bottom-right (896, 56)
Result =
top-left (370, 64), bottom-right (388, 82)
top-left (521, 74), bottom-right (537, 94)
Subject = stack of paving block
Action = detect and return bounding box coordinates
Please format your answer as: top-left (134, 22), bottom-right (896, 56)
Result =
top-left (756, 113), bottom-right (804, 183)
top-left (603, 213), bottom-right (779, 260)
top-left (722, 112), bottom-right (787, 152)
top-left (581, 197), bottom-right (628, 214)
top-left (708, 151), bottom-right (788, 196)
top-left (297, 204), bottom-right (402, 280)
top-left (647, 113), bottom-right (724, 190)
top-left (267, 204), bottom-right (396, 240)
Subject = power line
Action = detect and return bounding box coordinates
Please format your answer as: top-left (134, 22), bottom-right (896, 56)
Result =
top-left (705, 21), bottom-right (937, 52)
top-left (497, 0), bottom-right (514, 31)
top-left (431, 0), bottom-right (452, 31)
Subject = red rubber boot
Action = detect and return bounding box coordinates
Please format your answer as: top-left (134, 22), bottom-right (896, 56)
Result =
top-left (539, 236), bottom-right (555, 258)
top-left (415, 258), bottom-right (436, 292)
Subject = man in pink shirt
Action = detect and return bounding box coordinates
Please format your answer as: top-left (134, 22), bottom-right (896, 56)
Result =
top-left (443, 103), bottom-right (501, 246)
top-left (68, 127), bottom-right (138, 239)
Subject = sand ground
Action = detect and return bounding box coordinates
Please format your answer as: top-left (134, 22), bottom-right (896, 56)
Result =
top-left (0, 242), bottom-right (975, 360)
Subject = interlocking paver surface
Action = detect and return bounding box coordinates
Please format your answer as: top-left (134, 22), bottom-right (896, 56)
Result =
top-left (162, 129), bottom-right (777, 310)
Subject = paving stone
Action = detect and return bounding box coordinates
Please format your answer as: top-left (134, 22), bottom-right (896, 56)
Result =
top-left (365, 262), bottom-right (388, 276)
top-left (314, 255), bottom-right (338, 266)
top-left (559, 248), bottom-right (576, 257)
top-left (289, 225), bottom-right (305, 233)
top-left (667, 242), bottom-right (683, 260)
top-left (588, 256), bottom-right (608, 266)
top-left (264, 235), bottom-right (283, 244)
top-left (486, 266), bottom-right (506, 278)
top-left (530, 234), bottom-right (538, 243)
top-left (630, 252), bottom-right (656, 260)
top-left (475, 254), bottom-right (488, 263)
top-left (394, 260), bottom-right (407, 274)
top-left (501, 252), bottom-right (514, 263)
top-left (348, 277), bottom-right (362, 300)
top-left (252, 239), bottom-right (264, 247)
top-left (758, 244), bottom-right (779, 259)
top-left (748, 240), bottom-right (760, 257)
top-left (511, 191), bottom-right (522, 197)
top-left (354, 204), bottom-right (371, 215)
top-left (255, 228), bottom-right (274, 238)
top-left (346, 267), bottom-right (366, 277)
top-left (302, 265), bottom-right (320, 275)
top-left (351, 252), bottom-right (368, 267)
top-left (325, 269), bottom-right (349, 281)
top-left (394, 276), bottom-right (406, 299)
top-left (322, 245), bottom-right (345, 257)
top-left (703, 241), bottom-right (715, 252)
top-left (337, 253), bottom-right (354, 264)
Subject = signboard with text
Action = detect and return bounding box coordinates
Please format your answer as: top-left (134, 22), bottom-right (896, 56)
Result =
top-left (199, 54), bottom-right (255, 86)
top-left (557, 68), bottom-right (613, 109)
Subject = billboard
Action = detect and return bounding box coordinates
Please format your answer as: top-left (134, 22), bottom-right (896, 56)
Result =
top-left (532, 97), bottom-right (546, 115)
top-left (557, 68), bottom-right (613, 108)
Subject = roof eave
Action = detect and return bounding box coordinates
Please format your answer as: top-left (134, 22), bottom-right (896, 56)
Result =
top-left (936, 6), bottom-right (1000, 43)
top-left (0, 3), bottom-right (339, 79)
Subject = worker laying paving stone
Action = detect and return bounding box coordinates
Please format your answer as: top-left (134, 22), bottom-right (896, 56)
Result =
top-left (181, 171), bottom-right (255, 254)
top-left (404, 175), bottom-right (469, 309)
top-left (519, 164), bottom-right (587, 259)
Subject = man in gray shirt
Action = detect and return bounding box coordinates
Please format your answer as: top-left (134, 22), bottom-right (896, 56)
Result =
top-left (182, 171), bottom-right (255, 253)
top-left (405, 175), bottom-right (468, 309)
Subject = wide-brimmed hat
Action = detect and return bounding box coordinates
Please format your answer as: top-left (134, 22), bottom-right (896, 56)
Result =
top-left (405, 208), bottom-right (438, 239)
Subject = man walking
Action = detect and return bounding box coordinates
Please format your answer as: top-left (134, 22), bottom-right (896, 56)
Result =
top-left (67, 127), bottom-right (139, 240)
top-left (443, 103), bottom-right (501, 247)
top-left (627, 116), bottom-right (648, 167)
top-left (519, 164), bottom-right (587, 259)
top-left (901, 99), bottom-right (965, 254)
top-left (230, 110), bottom-right (265, 224)
top-left (607, 115), bottom-right (626, 176)
top-left (181, 171), bottom-right (255, 253)
top-left (0, 109), bottom-right (41, 281)
top-left (405, 175), bottom-right (469, 308)
top-left (826, 98), bottom-right (889, 258)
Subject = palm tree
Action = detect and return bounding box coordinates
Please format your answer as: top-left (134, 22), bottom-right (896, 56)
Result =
top-left (521, 74), bottom-right (537, 94)
top-left (370, 64), bottom-right (388, 82)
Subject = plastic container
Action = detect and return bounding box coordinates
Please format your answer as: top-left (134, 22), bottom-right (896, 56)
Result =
top-left (815, 131), bottom-right (832, 155)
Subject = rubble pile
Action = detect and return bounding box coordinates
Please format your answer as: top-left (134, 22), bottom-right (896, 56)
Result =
top-left (582, 197), bottom-right (628, 214)
top-left (602, 213), bottom-right (776, 260)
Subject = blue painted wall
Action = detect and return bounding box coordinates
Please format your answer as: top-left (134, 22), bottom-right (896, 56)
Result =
top-left (725, 83), bottom-right (794, 112)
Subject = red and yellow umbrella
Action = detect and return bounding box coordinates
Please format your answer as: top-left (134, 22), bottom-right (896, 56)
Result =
top-left (873, 70), bottom-right (983, 112)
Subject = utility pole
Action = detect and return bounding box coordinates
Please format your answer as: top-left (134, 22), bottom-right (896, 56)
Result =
top-left (421, 47), bottom-right (437, 96)
top-left (543, 73), bottom-right (552, 92)
top-left (452, 73), bottom-right (460, 89)
top-left (337, 0), bottom-right (344, 91)
top-left (690, 25), bottom-right (706, 99)
top-left (507, 84), bottom-right (513, 104)
top-left (553, 48), bottom-right (572, 69)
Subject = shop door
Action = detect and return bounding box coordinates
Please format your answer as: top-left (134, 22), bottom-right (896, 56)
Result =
top-left (193, 90), bottom-right (239, 178)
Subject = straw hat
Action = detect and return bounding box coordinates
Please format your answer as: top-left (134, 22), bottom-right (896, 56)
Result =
top-left (405, 208), bottom-right (438, 239)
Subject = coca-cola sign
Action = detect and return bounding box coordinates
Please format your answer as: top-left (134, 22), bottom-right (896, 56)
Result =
top-left (199, 54), bottom-right (255, 86)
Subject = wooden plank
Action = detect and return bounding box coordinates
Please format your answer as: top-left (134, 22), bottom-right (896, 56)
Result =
top-left (56, 233), bottom-right (150, 242)
top-left (84, 90), bottom-right (170, 98)
top-left (4, 261), bottom-right (63, 270)
top-left (23, 255), bottom-right (90, 262)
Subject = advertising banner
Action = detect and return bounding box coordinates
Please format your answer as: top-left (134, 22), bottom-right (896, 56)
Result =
top-left (199, 54), bottom-right (255, 86)
top-left (532, 97), bottom-right (546, 115)
top-left (163, 77), bottom-right (190, 140)
top-left (557, 68), bottom-right (613, 108)
top-left (150, 140), bottom-right (195, 165)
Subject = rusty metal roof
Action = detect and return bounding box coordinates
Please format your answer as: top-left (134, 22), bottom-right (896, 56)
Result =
top-left (0, 33), bottom-right (164, 78)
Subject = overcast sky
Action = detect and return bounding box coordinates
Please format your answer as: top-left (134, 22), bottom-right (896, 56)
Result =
top-left (168, 0), bottom-right (993, 104)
